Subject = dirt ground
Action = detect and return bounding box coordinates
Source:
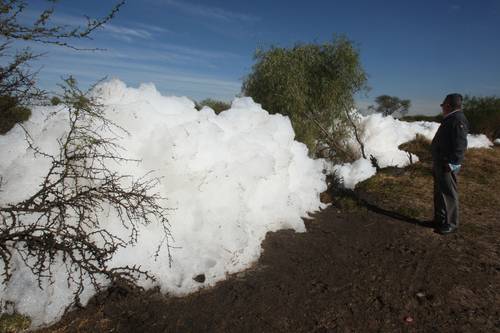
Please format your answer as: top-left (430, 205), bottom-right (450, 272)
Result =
top-left (40, 147), bottom-right (500, 333)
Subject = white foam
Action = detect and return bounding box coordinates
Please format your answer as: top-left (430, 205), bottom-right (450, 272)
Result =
top-left (0, 80), bottom-right (326, 326)
top-left (331, 113), bottom-right (493, 189)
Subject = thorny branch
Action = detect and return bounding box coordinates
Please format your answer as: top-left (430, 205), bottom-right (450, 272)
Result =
top-left (0, 0), bottom-right (125, 107)
top-left (0, 0), bottom-right (125, 49)
top-left (0, 77), bottom-right (173, 307)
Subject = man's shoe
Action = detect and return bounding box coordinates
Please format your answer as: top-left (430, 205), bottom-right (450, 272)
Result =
top-left (419, 220), bottom-right (439, 228)
top-left (437, 224), bottom-right (457, 235)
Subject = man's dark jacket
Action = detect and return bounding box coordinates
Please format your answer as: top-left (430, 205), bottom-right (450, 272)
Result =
top-left (431, 111), bottom-right (469, 165)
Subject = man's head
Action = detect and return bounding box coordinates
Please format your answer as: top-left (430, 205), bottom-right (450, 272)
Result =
top-left (441, 93), bottom-right (463, 115)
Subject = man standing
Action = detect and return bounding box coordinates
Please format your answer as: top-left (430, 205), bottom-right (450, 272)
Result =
top-left (431, 93), bottom-right (469, 235)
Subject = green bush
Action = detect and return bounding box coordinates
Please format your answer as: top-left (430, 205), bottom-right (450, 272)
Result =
top-left (242, 36), bottom-right (368, 159)
top-left (0, 313), bottom-right (31, 333)
top-left (463, 95), bottom-right (500, 113)
top-left (196, 98), bottom-right (230, 114)
top-left (463, 95), bottom-right (500, 139)
top-left (0, 95), bottom-right (32, 134)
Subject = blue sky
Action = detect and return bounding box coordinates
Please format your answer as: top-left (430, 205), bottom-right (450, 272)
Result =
top-left (16, 0), bottom-right (500, 115)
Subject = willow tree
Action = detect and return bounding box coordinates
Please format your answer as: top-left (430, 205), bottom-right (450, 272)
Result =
top-left (242, 36), bottom-right (368, 161)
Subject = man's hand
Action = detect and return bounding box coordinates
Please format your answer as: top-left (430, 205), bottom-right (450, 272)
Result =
top-left (444, 163), bottom-right (461, 172)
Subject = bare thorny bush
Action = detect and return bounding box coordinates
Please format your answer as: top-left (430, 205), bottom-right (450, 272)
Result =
top-left (0, 77), bottom-right (173, 306)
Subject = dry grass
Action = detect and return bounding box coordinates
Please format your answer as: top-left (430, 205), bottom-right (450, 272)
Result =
top-left (0, 313), bottom-right (31, 333)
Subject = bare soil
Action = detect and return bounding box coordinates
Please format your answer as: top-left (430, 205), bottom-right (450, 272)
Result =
top-left (40, 147), bottom-right (500, 333)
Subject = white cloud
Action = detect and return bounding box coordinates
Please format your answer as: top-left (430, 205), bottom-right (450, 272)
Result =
top-left (102, 23), bottom-right (153, 41)
top-left (161, 0), bottom-right (260, 22)
top-left (21, 10), bottom-right (167, 42)
top-left (135, 23), bottom-right (173, 34)
top-left (38, 52), bottom-right (241, 100)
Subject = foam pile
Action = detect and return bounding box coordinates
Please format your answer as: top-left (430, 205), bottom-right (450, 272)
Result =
top-left (333, 113), bottom-right (493, 189)
top-left (0, 79), bottom-right (494, 326)
top-left (0, 80), bottom-right (326, 326)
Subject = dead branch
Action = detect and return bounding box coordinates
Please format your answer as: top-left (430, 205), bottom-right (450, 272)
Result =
top-left (0, 78), bottom-right (172, 307)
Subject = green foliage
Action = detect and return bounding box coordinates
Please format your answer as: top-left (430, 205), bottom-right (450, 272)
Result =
top-left (464, 109), bottom-right (500, 139)
top-left (50, 96), bottom-right (62, 106)
top-left (196, 98), bottom-right (230, 114)
top-left (463, 95), bottom-right (500, 113)
top-left (463, 95), bottom-right (500, 139)
top-left (242, 36), bottom-right (368, 159)
top-left (0, 95), bottom-right (31, 134)
top-left (0, 313), bottom-right (31, 333)
top-left (369, 95), bottom-right (411, 117)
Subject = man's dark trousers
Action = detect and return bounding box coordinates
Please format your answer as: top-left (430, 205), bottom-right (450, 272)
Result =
top-left (433, 164), bottom-right (459, 227)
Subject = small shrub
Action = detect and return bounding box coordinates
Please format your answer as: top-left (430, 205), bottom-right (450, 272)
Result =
top-left (195, 99), bottom-right (230, 114)
top-left (50, 96), bottom-right (62, 106)
top-left (0, 95), bottom-right (32, 134)
top-left (398, 134), bottom-right (432, 163)
top-left (0, 313), bottom-right (31, 333)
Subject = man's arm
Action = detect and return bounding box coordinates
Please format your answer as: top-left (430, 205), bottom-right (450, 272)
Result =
top-left (448, 119), bottom-right (468, 166)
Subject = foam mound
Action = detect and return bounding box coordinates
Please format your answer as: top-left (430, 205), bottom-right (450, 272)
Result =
top-left (332, 113), bottom-right (493, 189)
top-left (0, 80), bottom-right (326, 326)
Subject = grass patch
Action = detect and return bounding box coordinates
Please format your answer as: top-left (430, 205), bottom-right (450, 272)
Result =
top-left (356, 164), bottom-right (433, 221)
top-left (0, 313), bottom-right (31, 333)
top-left (398, 134), bottom-right (432, 164)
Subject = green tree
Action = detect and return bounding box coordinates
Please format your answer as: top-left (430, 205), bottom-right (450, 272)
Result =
top-left (463, 95), bottom-right (500, 113)
top-left (369, 95), bottom-right (411, 117)
top-left (463, 95), bottom-right (500, 139)
top-left (242, 36), bottom-right (368, 161)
